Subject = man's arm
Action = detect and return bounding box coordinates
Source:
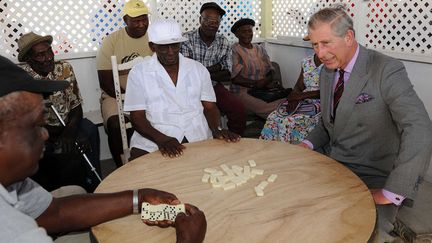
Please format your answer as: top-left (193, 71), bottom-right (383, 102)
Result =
top-left (36, 189), bottom-right (179, 233)
top-left (208, 38), bottom-right (233, 83)
top-left (130, 110), bottom-right (185, 157)
top-left (61, 105), bottom-right (82, 137)
top-left (97, 70), bottom-right (117, 98)
top-left (302, 117), bottom-right (329, 149)
top-left (379, 60), bottom-right (432, 199)
top-left (232, 71), bottom-right (274, 89)
top-left (45, 105), bottom-right (83, 153)
top-left (206, 64), bottom-right (231, 83)
top-left (287, 69), bottom-right (320, 102)
top-left (202, 101), bottom-right (240, 142)
top-left (175, 204), bottom-right (207, 243)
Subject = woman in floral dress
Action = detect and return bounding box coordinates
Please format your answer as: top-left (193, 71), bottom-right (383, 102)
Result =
top-left (260, 54), bottom-right (323, 142)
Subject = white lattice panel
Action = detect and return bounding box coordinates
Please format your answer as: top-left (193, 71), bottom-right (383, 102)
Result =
top-left (90, 0), bottom-right (152, 47)
top-left (155, 0), bottom-right (262, 41)
top-left (364, 0), bottom-right (431, 55)
top-left (0, 0), bottom-right (152, 59)
top-left (0, 0), bottom-right (99, 58)
top-left (1, 0), bottom-right (430, 60)
top-left (272, 0), bottom-right (356, 38)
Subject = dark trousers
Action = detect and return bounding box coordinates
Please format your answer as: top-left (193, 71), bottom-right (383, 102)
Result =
top-left (32, 118), bottom-right (101, 192)
top-left (213, 83), bottom-right (246, 136)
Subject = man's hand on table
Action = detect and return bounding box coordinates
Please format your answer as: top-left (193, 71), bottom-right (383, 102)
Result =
top-left (175, 204), bottom-right (207, 243)
top-left (212, 129), bottom-right (241, 142)
top-left (139, 189), bottom-right (181, 227)
top-left (155, 136), bottom-right (186, 158)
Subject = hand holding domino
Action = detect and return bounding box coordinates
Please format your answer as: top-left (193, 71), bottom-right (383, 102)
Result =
top-left (136, 188), bottom-right (181, 227)
top-left (141, 202), bottom-right (186, 223)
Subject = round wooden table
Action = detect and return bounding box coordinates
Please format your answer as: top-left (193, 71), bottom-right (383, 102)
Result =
top-left (92, 138), bottom-right (376, 243)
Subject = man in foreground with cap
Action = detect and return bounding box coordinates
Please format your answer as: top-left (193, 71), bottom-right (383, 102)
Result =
top-left (0, 55), bottom-right (207, 242)
top-left (124, 19), bottom-right (240, 160)
top-left (180, 2), bottom-right (246, 136)
top-left (96, 0), bottom-right (153, 167)
top-left (230, 18), bottom-right (285, 119)
top-left (17, 32), bottom-right (101, 193)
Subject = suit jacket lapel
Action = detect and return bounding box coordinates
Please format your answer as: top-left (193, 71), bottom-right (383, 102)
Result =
top-left (333, 45), bottom-right (370, 138)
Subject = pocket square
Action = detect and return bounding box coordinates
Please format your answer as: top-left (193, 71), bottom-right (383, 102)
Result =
top-left (356, 92), bottom-right (374, 104)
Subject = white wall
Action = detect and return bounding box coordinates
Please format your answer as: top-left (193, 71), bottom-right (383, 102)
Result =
top-left (265, 41), bottom-right (432, 181)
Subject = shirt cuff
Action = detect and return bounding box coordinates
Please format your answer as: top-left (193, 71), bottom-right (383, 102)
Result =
top-left (382, 189), bottom-right (405, 206)
top-left (301, 140), bottom-right (314, 150)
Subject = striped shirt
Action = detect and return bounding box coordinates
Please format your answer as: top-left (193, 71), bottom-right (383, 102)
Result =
top-left (231, 43), bottom-right (273, 82)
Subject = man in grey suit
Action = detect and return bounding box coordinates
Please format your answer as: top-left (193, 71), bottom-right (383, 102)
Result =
top-left (300, 7), bottom-right (432, 242)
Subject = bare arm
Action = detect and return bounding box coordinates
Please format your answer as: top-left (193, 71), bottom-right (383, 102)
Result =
top-left (36, 189), bottom-right (179, 233)
top-left (232, 70), bottom-right (274, 89)
top-left (202, 101), bottom-right (240, 142)
top-left (130, 110), bottom-right (185, 157)
top-left (286, 68), bottom-right (319, 102)
top-left (175, 204), bottom-right (207, 243)
top-left (97, 70), bottom-right (116, 98)
top-left (207, 64), bottom-right (231, 83)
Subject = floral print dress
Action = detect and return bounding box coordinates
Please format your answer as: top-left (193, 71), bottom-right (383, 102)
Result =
top-left (260, 54), bottom-right (323, 142)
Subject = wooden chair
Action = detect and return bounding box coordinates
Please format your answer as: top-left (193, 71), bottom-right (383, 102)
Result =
top-left (110, 55), bottom-right (143, 164)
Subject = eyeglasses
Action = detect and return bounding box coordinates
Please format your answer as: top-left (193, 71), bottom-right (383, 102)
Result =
top-left (201, 16), bottom-right (221, 24)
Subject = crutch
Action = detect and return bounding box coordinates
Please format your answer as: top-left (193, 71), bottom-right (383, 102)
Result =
top-left (50, 104), bottom-right (102, 182)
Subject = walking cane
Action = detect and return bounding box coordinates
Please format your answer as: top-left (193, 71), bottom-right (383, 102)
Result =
top-left (50, 104), bottom-right (102, 182)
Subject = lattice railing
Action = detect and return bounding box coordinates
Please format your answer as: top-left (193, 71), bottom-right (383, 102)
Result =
top-left (0, 0), bottom-right (101, 58)
top-left (363, 0), bottom-right (431, 56)
top-left (0, 0), bottom-right (261, 60)
top-left (272, 0), bottom-right (356, 38)
top-left (272, 0), bottom-right (431, 58)
top-left (154, 0), bottom-right (262, 41)
top-left (1, 0), bottom-right (430, 60)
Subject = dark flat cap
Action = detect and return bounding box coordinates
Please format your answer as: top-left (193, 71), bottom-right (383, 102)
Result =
top-left (200, 2), bottom-right (226, 16)
top-left (231, 18), bottom-right (255, 34)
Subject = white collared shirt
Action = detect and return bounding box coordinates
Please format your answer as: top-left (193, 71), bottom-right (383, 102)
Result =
top-left (124, 53), bottom-right (216, 152)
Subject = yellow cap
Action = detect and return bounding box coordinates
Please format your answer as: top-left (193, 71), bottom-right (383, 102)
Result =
top-left (123, 0), bottom-right (149, 17)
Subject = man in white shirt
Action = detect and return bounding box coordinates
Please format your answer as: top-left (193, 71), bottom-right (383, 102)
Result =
top-left (124, 19), bottom-right (239, 159)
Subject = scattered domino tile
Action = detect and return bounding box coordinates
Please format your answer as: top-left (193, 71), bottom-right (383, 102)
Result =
top-left (202, 174), bottom-right (210, 183)
top-left (267, 174), bottom-right (278, 183)
top-left (248, 159), bottom-right (256, 167)
top-left (254, 187), bottom-right (264, 197)
top-left (201, 160), bottom-right (278, 197)
top-left (141, 202), bottom-right (185, 222)
top-left (257, 181), bottom-right (269, 190)
top-left (251, 168), bottom-right (264, 175)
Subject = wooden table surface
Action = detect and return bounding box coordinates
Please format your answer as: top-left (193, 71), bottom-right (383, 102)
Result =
top-left (92, 138), bottom-right (376, 243)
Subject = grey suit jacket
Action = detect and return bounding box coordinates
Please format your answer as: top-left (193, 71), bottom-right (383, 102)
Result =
top-left (306, 45), bottom-right (432, 200)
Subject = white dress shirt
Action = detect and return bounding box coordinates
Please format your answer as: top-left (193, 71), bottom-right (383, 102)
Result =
top-left (124, 53), bottom-right (216, 152)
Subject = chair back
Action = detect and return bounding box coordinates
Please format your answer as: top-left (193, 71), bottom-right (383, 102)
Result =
top-left (110, 55), bottom-right (143, 164)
